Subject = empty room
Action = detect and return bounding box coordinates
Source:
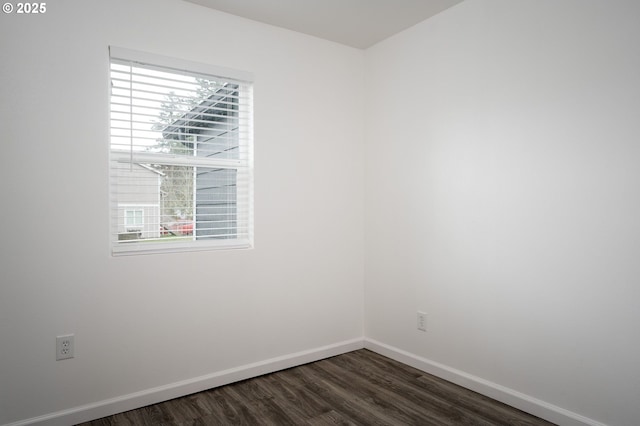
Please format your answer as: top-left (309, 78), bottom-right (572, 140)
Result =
top-left (1, 0), bottom-right (638, 425)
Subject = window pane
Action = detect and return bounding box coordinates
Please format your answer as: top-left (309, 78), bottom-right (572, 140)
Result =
top-left (109, 49), bottom-right (253, 254)
top-left (110, 63), bottom-right (242, 158)
top-left (113, 163), bottom-right (239, 241)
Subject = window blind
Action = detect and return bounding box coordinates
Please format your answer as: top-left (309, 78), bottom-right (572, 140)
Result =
top-left (109, 47), bottom-right (253, 255)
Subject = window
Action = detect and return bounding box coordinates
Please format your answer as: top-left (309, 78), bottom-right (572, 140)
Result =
top-left (124, 209), bottom-right (143, 230)
top-left (109, 47), bottom-right (253, 255)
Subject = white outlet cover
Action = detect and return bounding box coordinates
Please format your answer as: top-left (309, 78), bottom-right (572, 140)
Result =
top-left (417, 312), bottom-right (427, 332)
top-left (56, 334), bottom-right (75, 361)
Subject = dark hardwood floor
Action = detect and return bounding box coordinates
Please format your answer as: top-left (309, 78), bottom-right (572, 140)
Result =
top-left (78, 349), bottom-right (554, 426)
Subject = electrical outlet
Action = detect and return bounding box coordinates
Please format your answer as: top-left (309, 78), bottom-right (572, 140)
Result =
top-left (417, 312), bottom-right (427, 332)
top-left (56, 334), bottom-right (74, 361)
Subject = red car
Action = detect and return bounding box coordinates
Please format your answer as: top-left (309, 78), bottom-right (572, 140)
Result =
top-left (161, 220), bottom-right (193, 236)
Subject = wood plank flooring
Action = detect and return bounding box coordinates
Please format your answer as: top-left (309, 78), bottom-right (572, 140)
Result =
top-left (78, 349), bottom-right (555, 426)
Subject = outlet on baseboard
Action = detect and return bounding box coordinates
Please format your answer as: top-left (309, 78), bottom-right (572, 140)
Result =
top-left (417, 312), bottom-right (427, 332)
top-left (56, 334), bottom-right (75, 361)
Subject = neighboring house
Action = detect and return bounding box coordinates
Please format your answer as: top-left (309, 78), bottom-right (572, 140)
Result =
top-left (113, 162), bottom-right (162, 240)
top-left (161, 86), bottom-right (241, 240)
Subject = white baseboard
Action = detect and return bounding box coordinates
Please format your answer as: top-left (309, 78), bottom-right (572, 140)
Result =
top-left (364, 338), bottom-right (606, 426)
top-left (5, 338), bottom-right (606, 426)
top-left (5, 338), bottom-right (364, 426)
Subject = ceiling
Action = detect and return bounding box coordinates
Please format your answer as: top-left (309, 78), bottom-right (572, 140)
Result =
top-left (184, 0), bottom-right (464, 49)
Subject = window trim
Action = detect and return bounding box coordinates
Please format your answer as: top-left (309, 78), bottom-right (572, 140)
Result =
top-left (109, 47), bottom-right (254, 256)
top-left (109, 47), bottom-right (253, 85)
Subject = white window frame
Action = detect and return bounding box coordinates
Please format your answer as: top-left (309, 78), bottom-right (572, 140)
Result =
top-left (109, 47), bottom-right (254, 256)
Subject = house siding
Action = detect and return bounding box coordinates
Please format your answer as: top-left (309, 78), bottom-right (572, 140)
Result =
top-left (113, 161), bottom-right (161, 239)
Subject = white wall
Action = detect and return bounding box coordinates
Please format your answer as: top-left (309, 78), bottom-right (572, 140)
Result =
top-left (0, 0), bottom-right (364, 423)
top-left (364, 1), bottom-right (640, 425)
